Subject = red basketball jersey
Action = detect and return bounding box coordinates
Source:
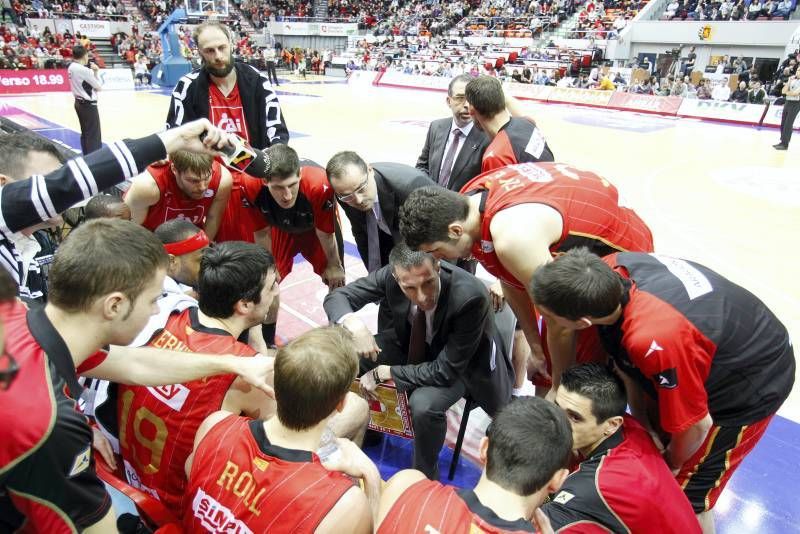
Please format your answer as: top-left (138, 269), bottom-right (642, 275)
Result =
top-left (215, 170), bottom-right (268, 243)
top-left (378, 479), bottom-right (536, 534)
top-left (118, 308), bottom-right (255, 513)
top-left (460, 162), bottom-right (654, 290)
top-left (184, 414), bottom-right (355, 533)
top-left (139, 160), bottom-right (223, 231)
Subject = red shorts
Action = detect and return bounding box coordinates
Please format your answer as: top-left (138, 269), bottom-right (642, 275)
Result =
top-left (271, 228), bottom-right (328, 279)
top-left (676, 415), bottom-right (774, 513)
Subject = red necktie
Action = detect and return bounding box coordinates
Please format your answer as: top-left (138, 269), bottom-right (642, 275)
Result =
top-left (407, 307), bottom-right (427, 364)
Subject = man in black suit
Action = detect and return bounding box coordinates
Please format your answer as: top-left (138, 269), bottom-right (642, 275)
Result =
top-left (416, 74), bottom-right (489, 192)
top-left (326, 151), bottom-right (432, 272)
top-left (323, 244), bottom-right (515, 480)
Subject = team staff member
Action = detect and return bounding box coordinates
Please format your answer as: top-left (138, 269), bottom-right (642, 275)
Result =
top-left (166, 22), bottom-right (289, 149)
top-left (465, 76), bottom-right (554, 172)
top-left (377, 397), bottom-right (571, 534)
top-left (243, 144), bottom-right (346, 290)
top-left (324, 244), bottom-right (515, 480)
top-left (68, 44), bottom-right (103, 155)
top-left (399, 164), bottom-right (653, 392)
top-left (0, 220), bottom-right (275, 532)
top-left (543, 364), bottom-right (700, 533)
top-left (327, 151), bottom-right (432, 272)
top-left (530, 249), bottom-right (795, 532)
top-left (0, 133), bottom-right (65, 302)
top-left (0, 119), bottom-right (228, 301)
top-left (124, 150), bottom-right (232, 240)
top-left (184, 328), bottom-right (378, 534)
top-left (416, 74), bottom-right (489, 192)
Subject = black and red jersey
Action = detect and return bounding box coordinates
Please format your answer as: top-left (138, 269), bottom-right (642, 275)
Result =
top-left (184, 414), bottom-right (354, 533)
top-left (243, 162), bottom-right (336, 234)
top-left (0, 303), bottom-right (111, 532)
top-left (541, 416), bottom-right (700, 533)
top-left (460, 163), bottom-right (654, 290)
top-left (378, 479), bottom-right (536, 534)
top-left (600, 253), bottom-right (795, 432)
top-left (481, 117), bottom-right (554, 173)
top-left (215, 170), bottom-right (269, 243)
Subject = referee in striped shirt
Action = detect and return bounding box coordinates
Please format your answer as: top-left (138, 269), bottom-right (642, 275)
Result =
top-left (0, 119), bottom-right (232, 300)
top-left (68, 45), bottom-right (103, 155)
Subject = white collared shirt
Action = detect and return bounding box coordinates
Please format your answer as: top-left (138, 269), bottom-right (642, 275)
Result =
top-left (438, 120), bottom-right (474, 178)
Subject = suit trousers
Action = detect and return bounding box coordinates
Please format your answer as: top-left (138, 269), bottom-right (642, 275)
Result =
top-left (361, 330), bottom-right (467, 480)
top-left (74, 100), bottom-right (102, 155)
top-left (779, 100), bottom-right (800, 147)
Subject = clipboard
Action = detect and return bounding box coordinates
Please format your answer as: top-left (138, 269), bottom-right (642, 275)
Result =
top-left (351, 379), bottom-right (414, 439)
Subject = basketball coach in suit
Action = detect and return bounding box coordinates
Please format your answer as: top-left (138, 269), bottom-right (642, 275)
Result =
top-left (416, 74), bottom-right (489, 192)
top-left (327, 151), bottom-right (432, 272)
top-left (323, 244), bottom-right (515, 480)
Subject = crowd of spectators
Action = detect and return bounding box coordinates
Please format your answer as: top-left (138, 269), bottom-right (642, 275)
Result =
top-left (662, 0), bottom-right (795, 20)
top-left (233, 0), bottom-right (313, 29)
top-left (0, 21), bottom-right (100, 68)
top-left (4, 0), bottom-right (129, 25)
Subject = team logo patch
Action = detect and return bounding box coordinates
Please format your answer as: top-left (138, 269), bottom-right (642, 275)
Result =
top-left (553, 491), bottom-right (575, 505)
top-left (480, 240), bottom-right (494, 253)
top-left (68, 445), bottom-right (92, 477)
top-left (653, 368), bottom-right (678, 389)
top-left (323, 199), bottom-right (334, 210)
top-left (252, 457), bottom-right (269, 471)
top-left (202, 189), bottom-right (215, 198)
top-left (645, 340), bottom-right (664, 358)
top-left (148, 383), bottom-right (190, 411)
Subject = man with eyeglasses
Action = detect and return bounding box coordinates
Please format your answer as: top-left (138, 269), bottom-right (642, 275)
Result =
top-left (240, 144), bottom-right (347, 291)
top-left (124, 149), bottom-right (233, 241)
top-left (327, 151), bottom-right (432, 273)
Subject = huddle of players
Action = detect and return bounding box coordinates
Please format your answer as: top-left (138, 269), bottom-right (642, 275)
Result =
top-left (106, 67), bottom-right (794, 534)
top-left (0, 26), bottom-right (794, 533)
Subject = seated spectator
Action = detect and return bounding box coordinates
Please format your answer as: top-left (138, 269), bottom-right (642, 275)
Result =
top-left (762, 0), bottom-right (776, 16)
top-left (712, 79), bottom-right (731, 101)
top-left (133, 55), bottom-right (151, 86)
top-left (576, 73), bottom-right (592, 88)
top-left (747, 0), bottom-right (762, 19)
top-left (535, 69), bottom-right (551, 85)
top-left (773, 0), bottom-right (792, 17)
top-left (511, 68), bottom-right (523, 83)
top-left (521, 67), bottom-right (533, 83)
top-left (730, 81), bottom-right (748, 102)
top-left (183, 327), bottom-right (378, 533)
top-left (541, 364), bottom-right (701, 533)
top-left (596, 73), bottom-right (615, 90)
top-left (377, 397), bottom-right (572, 533)
top-left (748, 80), bottom-right (767, 104)
top-left (696, 78), bottom-right (712, 99)
top-left (658, 76), bottom-right (674, 96)
top-left (730, 0), bottom-right (745, 19)
top-left (672, 76), bottom-right (688, 96)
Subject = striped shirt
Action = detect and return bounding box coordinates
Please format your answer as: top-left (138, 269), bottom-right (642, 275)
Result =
top-left (0, 134), bottom-right (167, 298)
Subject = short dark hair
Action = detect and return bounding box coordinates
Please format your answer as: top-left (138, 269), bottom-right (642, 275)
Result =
top-left (198, 241), bottom-right (275, 318)
top-left (530, 248), bottom-right (624, 321)
top-left (486, 397), bottom-right (572, 495)
top-left (326, 151), bottom-right (367, 182)
top-left (72, 45), bottom-right (88, 60)
top-left (48, 219), bottom-right (168, 313)
top-left (399, 186), bottom-right (469, 249)
top-left (561, 364), bottom-right (627, 423)
top-left (265, 144), bottom-right (300, 181)
top-left (388, 243), bottom-right (435, 273)
top-left (0, 268), bottom-right (17, 302)
top-left (274, 327), bottom-right (358, 430)
top-left (0, 133), bottom-right (64, 180)
top-left (154, 218), bottom-right (201, 245)
top-left (84, 194), bottom-right (124, 220)
top-left (465, 76), bottom-right (505, 118)
top-left (448, 74), bottom-right (474, 95)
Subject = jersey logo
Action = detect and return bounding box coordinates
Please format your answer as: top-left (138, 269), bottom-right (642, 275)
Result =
top-left (252, 457), bottom-right (270, 471)
top-left (653, 368), bottom-right (678, 389)
top-left (553, 490), bottom-right (575, 504)
top-left (480, 240), bottom-right (494, 253)
top-left (192, 488), bottom-right (254, 534)
top-left (202, 189), bottom-right (215, 198)
top-left (68, 445), bottom-right (92, 478)
top-left (651, 255), bottom-right (713, 300)
top-left (147, 383), bottom-right (190, 412)
top-left (645, 340), bottom-right (664, 358)
top-left (322, 183), bottom-right (329, 192)
top-left (524, 127), bottom-right (547, 159)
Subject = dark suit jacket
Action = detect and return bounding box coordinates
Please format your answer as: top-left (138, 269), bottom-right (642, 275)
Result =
top-left (323, 262), bottom-right (514, 416)
top-left (416, 118), bottom-right (489, 192)
top-left (337, 162), bottom-right (432, 270)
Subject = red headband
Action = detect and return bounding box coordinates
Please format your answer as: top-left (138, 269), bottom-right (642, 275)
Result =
top-left (163, 230), bottom-right (210, 256)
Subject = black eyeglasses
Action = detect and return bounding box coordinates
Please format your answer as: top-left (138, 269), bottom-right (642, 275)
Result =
top-left (0, 351), bottom-right (19, 391)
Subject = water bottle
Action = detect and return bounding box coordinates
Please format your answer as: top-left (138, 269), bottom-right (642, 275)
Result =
top-left (317, 425), bottom-right (341, 464)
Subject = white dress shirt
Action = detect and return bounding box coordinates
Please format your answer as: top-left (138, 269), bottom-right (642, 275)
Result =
top-left (438, 120), bottom-right (474, 178)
